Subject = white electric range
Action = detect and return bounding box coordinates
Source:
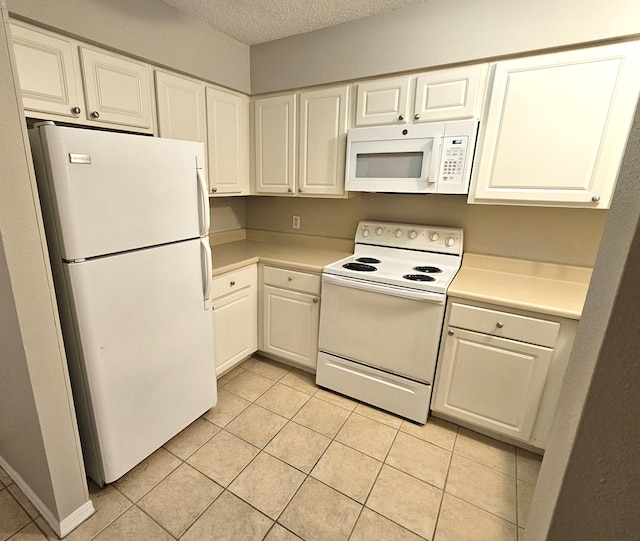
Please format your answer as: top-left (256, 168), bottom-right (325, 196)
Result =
top-left (316, 221), bottom-right (463, 424)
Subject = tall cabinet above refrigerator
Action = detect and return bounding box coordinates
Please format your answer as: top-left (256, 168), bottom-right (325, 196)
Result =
top-left (29, 123), bottom-right (216, 485)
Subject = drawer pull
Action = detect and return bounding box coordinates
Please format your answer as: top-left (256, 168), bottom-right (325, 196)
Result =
top-left (496, 322), bottom-right (504, 329)
top-left (447, 329), bottom-right (454, 336)
top-left (230, 280), bottom-right (236, 286)
top-left (288, 276), bottom-right (293, 281)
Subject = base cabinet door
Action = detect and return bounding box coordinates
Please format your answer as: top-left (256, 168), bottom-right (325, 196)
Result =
top-left (432, 328), bottom-right (552, 441)
top-left (261, 285), bottom-right (320, 369)
top-left (212, 266), bottom-right (257, 376)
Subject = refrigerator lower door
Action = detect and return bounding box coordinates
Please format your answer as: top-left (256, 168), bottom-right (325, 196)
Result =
top-left (64, 239), bottom-right (215, 484)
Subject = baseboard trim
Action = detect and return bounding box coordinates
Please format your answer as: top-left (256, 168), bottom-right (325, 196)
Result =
top-left (0, 455), bottom-right (95, 537)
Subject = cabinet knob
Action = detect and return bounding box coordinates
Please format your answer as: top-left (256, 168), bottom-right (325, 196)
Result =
top-left (447, 329), bottom-right (454, 336)
top-left (287, 187), bottom-right (293, 193)
top-left (90, 111), bottom-right (100, 119)
top-left (298, 187), bottom-right (303, 192)
top-left (313, 297), bottom-right (319, 303)
top-left (212, 187), bottom-right (218, 193)
top-left (591, 195), bottom-right (600, 202)
top-left (287, 276), bottom-right (293, 281)
top-left (230, 280), bottom-right (236, 286)
top-left (414, 113), bottom-right (421, 120)
top-left (398, 114), bottom-right (405, 121)
top-left (71, 106), bottom-right (81, 115)
top-left (496, 322), bottom-right (504, 329)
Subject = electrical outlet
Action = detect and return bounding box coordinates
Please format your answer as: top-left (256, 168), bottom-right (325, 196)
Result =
top-left (292, 215), bottom-right (301, 229)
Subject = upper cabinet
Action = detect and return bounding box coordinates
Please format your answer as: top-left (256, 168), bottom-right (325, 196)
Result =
top-left (354, 65), bottom-right (487, 127)
top-left (155, 71), bottom-right (206, 143)
top-left (253, 85), bottom-right (349, 197)
top-left (254, 94), bottom-right (297, 194)
top-left (10, 21), bottom-right (154, 133)
top-left (355, 76), bottom-right (410, 126)
top-left (298, 86), bottom-right (349, 195)
top-left (155, 71), bottom-right (249, 196)
top-left (413, 64), bottom-right (488, 123)
top-left (469, 42), bottom-right (640, 208)
top-left (206, 87), bottom-right (250, 195)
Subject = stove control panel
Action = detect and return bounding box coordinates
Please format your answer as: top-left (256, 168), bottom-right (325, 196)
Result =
top-left (357, 221), bottom-right (463, 255)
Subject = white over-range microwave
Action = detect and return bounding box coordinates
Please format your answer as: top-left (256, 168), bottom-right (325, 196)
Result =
top-left (345, 119), bottom-right (479, 194)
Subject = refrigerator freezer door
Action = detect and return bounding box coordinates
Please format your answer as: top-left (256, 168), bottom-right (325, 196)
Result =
top-left (36, 125), bottom-right (207, 261)
top-left (64, 238), bottom-right (215, 484)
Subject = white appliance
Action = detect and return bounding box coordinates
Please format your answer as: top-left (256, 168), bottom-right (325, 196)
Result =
top-left (29, 123), bottom-right (216, 485)
top-left (345, 119), bottom-right (479, 194)
top-left (316, 221), bottom-right (463, 423)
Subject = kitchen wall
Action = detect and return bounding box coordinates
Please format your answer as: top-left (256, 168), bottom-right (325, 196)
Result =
top-left (251, 0), bottom-right (640, 94)
top-left (7, 0), bottom-right (250, 93)
top-left (0, 4), bottom-right (90, 530)
top-left (246, 195), bottom-right (607, 267)
top-left (210, 197), bottom-right (247, 233)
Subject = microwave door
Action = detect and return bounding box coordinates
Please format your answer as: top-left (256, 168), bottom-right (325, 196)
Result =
top-left (347, 138), bottom-right (437, 193)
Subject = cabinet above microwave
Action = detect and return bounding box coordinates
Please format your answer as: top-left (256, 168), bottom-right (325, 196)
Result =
top-left (345, 120), bottom-right (479, 194)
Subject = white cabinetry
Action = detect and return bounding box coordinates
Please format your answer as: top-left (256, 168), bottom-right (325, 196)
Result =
top-left (413, 64), bottom-right (488, 123)
top-left (206, 87), bottom-right (250, 195)
top-left (254, 94), bottom-right (296, 194)
top-left (432, 299), bottom-right (577, 449)
top-left (355, 76), bottom-right (411, 126)
top-left (212, 265), bottom-right (257, 376)
top-left (469, 42), bottom-right (640, 208)
top-left (354, 65), bottom-right (487, 126)
top-left (10, 21), bottom-right (154, 132)
top-left (253, 85), bottom-right (349, 196)
top-left (260, 266), bottom-right (321, 370)
top-left (155, 71), bottom-right (206, 143)
top-left (298, 86), bottom-right (349, 195)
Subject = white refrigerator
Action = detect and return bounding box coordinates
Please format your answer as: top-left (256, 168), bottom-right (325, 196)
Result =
top-left (29, 123), bottom-right (216, 485)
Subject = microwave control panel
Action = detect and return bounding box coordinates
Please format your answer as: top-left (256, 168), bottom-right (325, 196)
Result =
top-left (439, 136), bottom-right (470, 184)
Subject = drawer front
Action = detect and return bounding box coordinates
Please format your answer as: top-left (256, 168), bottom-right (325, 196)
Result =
top-left (212, 265), bottom-right (256, 300)
top-left (448, 302), bottom-right (560, 347)
top-left (263, 266), bottom-right (321, 294)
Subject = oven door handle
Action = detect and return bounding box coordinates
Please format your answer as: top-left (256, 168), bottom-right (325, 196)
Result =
top-left (322, 273), bottom-right (446, 304)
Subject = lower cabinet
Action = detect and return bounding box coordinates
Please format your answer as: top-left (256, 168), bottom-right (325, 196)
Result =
top-left (212, 265), bottom-right (257, 376)
top-left (259, 265), bottom-right (321, 370)
top-left (432, 299), bottom-right (577, 449)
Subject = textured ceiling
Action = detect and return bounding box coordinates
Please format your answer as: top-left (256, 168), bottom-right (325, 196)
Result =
top-left (161, 0), bottom-right (430, 45)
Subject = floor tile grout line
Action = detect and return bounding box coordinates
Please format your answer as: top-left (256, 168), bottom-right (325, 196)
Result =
top-left (431, 424), bottom-right (459, 540)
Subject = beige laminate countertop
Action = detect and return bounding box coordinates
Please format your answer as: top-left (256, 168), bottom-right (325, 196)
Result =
top-left (211, 239), bottom-right (350, 276)
top-left (449, 253), bottom-right (592, 320)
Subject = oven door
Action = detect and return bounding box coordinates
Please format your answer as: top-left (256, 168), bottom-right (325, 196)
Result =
top-left (318, 273), bottom-right (445, 382)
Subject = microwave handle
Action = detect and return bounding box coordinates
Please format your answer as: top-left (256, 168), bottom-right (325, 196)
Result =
top-left (428, 139), bottom-right (442, 184)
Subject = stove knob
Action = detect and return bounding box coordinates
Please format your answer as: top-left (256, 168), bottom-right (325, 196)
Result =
top-left (375, 227), bottom-right (384, 236)
top-left (429, 232), bottom-right (440, 242)
top-left (408, 230), bottom-right (418, 239)
top-left (445, 237), bottom-right (456, 247)
top-left (362, 229), bottom-right (370, 238)
top-left (394, 228), bottom-right (403, 238)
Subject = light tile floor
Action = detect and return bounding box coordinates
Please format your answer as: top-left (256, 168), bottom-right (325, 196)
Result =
top-left (1, 355), bottom-right (542, 541)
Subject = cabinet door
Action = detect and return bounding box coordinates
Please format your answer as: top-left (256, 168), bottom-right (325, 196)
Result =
top-left (262, 285), bottom-right (320, 369)
top-left (298, 86), bottom-right (349, 195)
top-left (213, 286), bottom-right (257, 376)
top-left (207, 87), bottom-right (250, 195)
top-left (355, 76), bottom-right (410, 126)
top-left (155, 71), bottom-right (206, 143)
top-left (414, 64), bottom-right (487, 123)
top-left (10, 22), bottom-right (84, 118)
top-left (469, 42), bottom-right (640, 208)
top-left (254, 94), bottom-right (296, 194)
top-left (432, 328), bottom-right (552, 441)
top-left (80, 47), bottom-right (153, 129)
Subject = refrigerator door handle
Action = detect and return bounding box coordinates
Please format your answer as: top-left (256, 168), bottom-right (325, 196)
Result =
top-left (200, 238), bottom-right (212, 310)
top-left (196, 168), bottom-right (210, 237)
